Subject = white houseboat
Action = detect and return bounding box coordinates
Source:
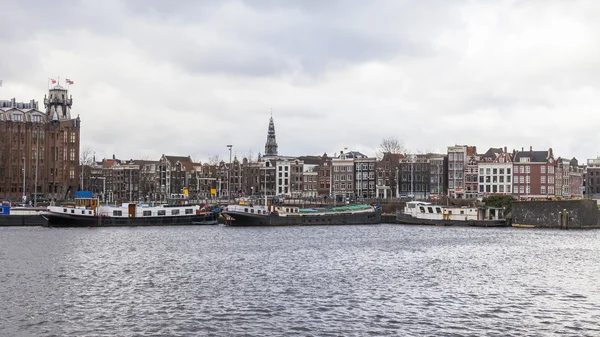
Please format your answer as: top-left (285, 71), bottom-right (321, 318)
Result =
top-left (396, 201), bottom-right (506, 227)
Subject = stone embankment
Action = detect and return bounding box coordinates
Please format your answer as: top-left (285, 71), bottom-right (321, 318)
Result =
top-left (512, 200), bottom-right (600, 229)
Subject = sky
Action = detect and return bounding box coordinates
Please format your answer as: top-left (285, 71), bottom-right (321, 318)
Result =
top-left (1, 0), bottom-right (600, 163)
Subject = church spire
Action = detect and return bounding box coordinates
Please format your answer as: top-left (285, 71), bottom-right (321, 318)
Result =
top-left (264, 115), bottom-right (278, 156)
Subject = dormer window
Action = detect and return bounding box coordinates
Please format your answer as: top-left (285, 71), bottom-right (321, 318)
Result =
top-left (32, 115), bottom-right (42, 122)
top-left (12, 114), bottom-right (23, 121)
top-left (520, 157), bottom-right (530, 163)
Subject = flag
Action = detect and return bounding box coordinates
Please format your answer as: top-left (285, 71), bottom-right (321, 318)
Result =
top-left (66, 79), bottom-right (74, 85)
top-left (50, 78), bottom-right (56, 84)
top-left (344, 147), bottom-right (348, 150)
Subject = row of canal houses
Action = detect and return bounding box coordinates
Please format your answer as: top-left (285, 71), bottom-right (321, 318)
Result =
top-left (80, 117), bottom-right (585, 203)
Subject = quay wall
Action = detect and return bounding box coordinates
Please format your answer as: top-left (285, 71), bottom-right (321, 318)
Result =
top-left (512, 200), bottom-right (600, 229)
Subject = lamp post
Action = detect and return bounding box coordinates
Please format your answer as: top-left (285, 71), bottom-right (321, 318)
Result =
top-left (34, 126), bottom-right (40, 207)
top-left (22, 156), bottom-right (26, 203)
top-left (227, 144), bottom-right (232, 201)
top-left (395, 166), bottom-right (399, 199)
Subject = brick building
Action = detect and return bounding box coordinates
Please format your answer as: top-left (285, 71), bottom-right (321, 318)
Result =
top-left (0, 85), bottom-right (80, 203)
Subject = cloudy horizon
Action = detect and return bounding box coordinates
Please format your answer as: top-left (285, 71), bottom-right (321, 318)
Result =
top-left (2, 0), bottom-right (600, 163)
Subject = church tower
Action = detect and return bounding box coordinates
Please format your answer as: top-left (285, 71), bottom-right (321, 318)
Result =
top-left (264, 116), bottom-right (278, 157)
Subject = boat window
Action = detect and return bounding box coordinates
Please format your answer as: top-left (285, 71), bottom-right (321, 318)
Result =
top-left (81, 210), bottom-right (85, 214)
top-left (158, 210), bottom-right (166, 216)
top-left (185, 209), bottom-right (193, 214)
top-left (64, 209), bottom-right (67, 212)
top-left (460, 210), bottom-right (464, 215)
top-left (143, 211), bottom-right (152, 216)
top-left (113, 210), bottom-right (122, 216)
top-left (251, 209), bottom-right (254, 213)
top-left (71, 210), bottom-right (75, 214)
top-left (436, 208), bottom-right (442, 213)
top-left (419, 207), bottom-right (425, 213)
top-left (448, 210), bottom-right (452, 215)
top-left (244, 208), bottom-right (248, 213)
top-left (172, 209), bottom-right (180, 215)
top-left (427, 207), bottom-right (433, 213)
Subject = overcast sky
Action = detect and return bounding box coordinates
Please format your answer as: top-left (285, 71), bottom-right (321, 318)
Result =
top-left (2, 0), bottom-right (599, 163)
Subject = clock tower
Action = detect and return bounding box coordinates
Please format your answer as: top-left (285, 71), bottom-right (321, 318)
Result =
top-left (264, 115), bottom-right (278, 157)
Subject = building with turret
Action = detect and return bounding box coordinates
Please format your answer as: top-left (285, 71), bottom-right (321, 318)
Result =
top-left (0, 83), bottom-right (80, 202)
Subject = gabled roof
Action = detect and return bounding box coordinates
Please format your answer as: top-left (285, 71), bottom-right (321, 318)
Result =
top-left (514, 150), bottom-right (551, 163)
top-left (482, 147), bottom-right (503, 159)
top-left (163, 155), bottom-right (192, 164)
top-left (133, 159), bottom-right (158, 166)
top-left (466, 146), bottom-right (477, 156)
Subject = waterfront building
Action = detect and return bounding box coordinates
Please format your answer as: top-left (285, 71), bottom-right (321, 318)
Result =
top-left (464, 146), bottom-right (479, 199)
top-left (428, 154), bottom-right (447, 199)
top-left (477, 147), bottom-right (513, 196)
top-left (332, 151), bottom-right (358, 202)
top-left (512, 147), bottom-right (555, 199)
top-left (355, 155), bottom-right (377, 200)
top-left (585, 158), bottom-right (600, 198)
top-left (556, 157), bottom-right (583, 198)
top-left (447, 145), bottom-right (468, 198)
top-left (398, 154), bottom-right (430, 200)
top-left (301, 162), bottom-right (318, 198)
top-left (376, 152), bottom-right (404, 199)
top-left (0, 84), bottom-right (80, 202)
top-left (157, 155), bottom-right (193, 201)
top-left (315, 154), bottom-right (332, 200)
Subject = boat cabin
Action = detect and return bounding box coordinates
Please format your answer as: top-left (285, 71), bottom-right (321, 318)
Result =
top-left (404, 201), bottom-right (504, 221)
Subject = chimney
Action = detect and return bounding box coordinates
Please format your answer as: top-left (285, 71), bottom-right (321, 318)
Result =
top-left (530, 146), bottom-right (533, 151)
top-left (549, 148), bottom-right (553, 158)
top-left (521, 147), bottom-right (524, 151)
top-left (504, 146), bottom-right (507, 153)
top-left (112, 154), bottom-right (116, 160)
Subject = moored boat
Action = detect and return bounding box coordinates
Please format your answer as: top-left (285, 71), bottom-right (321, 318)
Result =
top-left (0, 202), bottom-right (47, 226)
top-left (396, 201), bottom-right (507, 227)
top-left (41, 196), bottom-right (219, 227)
top-left (221, 203), bottom-right (381, 226)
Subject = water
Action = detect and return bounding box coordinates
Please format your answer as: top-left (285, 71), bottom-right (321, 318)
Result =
top-left (1, 225), bottom-right (599, 336)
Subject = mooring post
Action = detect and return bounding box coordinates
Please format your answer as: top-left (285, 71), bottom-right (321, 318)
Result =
top-left (559, 211), bottom-right (563, 229)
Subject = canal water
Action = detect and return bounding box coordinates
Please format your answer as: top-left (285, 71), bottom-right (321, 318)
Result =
top-left (1, 225), bottom-right (599, 336)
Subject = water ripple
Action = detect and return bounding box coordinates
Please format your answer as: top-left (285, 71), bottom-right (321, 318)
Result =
top-left (0, 225), bottom-right (599, 336)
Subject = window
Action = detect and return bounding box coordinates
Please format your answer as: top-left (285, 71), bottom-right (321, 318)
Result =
top-left (499, 185), bottom-right (504, 192)
top-left (143, 211), bottom-right (152, 216)
top-left (70, 148), bottom-right (75, 161)
top-left (526, 166), bottom-right (530, 173)
top-left (549, 186), bottom-right (554, 194)
top-left (113, 210), bottom-right (122, 216)
top-left (69, 168), bottom-right (74, 179)
top-left (526, 176), bottom-right (530, 184)
top-left (520, 166), bottom-right (524, 173)
top-left (171, 209), bottom-right (180, 215)
top-left (541, 176), bottom-right (546, 184)
top-left (499, 176), bottom-right (504, 183)
top-left (499, 168), bottom-right (504, 175)
top-left (549, 166), bottom-right (554, 174)
top-left (12, 114), bottom-right (23, 121)
top-left (492, 168), bottom-right (497, 175)
top-left (507, 186), bottom-right (511, 193)
top-left (507, 176), bottom-right (511, 183)
top-left (541, 166), bottom-right (546, 174)
top-left (479, 168), bottom-right (484, 175)
top-left (520, 186), bottom-right (524, 193)
top-left (520, 176), bottom-right (524, 184)
top-left (507, 168), bottom-right (511, 175)
top-left (541, 186), bottom-right (546, 194)
top-left (185, 209), bottom-right (193, 214)
top-left (70, 132), bottom-right (76, 143)
top-left (158, 210), bottom-right (166, 216)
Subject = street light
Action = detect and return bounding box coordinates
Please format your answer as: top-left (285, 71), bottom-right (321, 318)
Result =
top-left (22, 156), bottom-right (26, 203)
top-left (227, 144), bottom-right (232, 201)
top-left (34, 126), bottom-right (40, 207)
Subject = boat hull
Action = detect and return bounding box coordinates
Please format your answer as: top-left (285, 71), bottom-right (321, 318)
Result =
top-left (222, 210), bottom-right (381, 226)
top-left (41, 211), bottom-right (219, 228)
top-left (396, 213), bottom-right (507, 227)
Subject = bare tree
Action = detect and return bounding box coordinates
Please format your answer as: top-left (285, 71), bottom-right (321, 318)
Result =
top-left (80, 146), bottom-right (95, 165)
top-left (377, 137), bottom-right (406, 159)
top-left (208, 154), bottom-right (220, 165)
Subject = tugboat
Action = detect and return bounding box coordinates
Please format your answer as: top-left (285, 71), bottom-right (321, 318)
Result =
top-left (41, 192), bottom-right (219, 227)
